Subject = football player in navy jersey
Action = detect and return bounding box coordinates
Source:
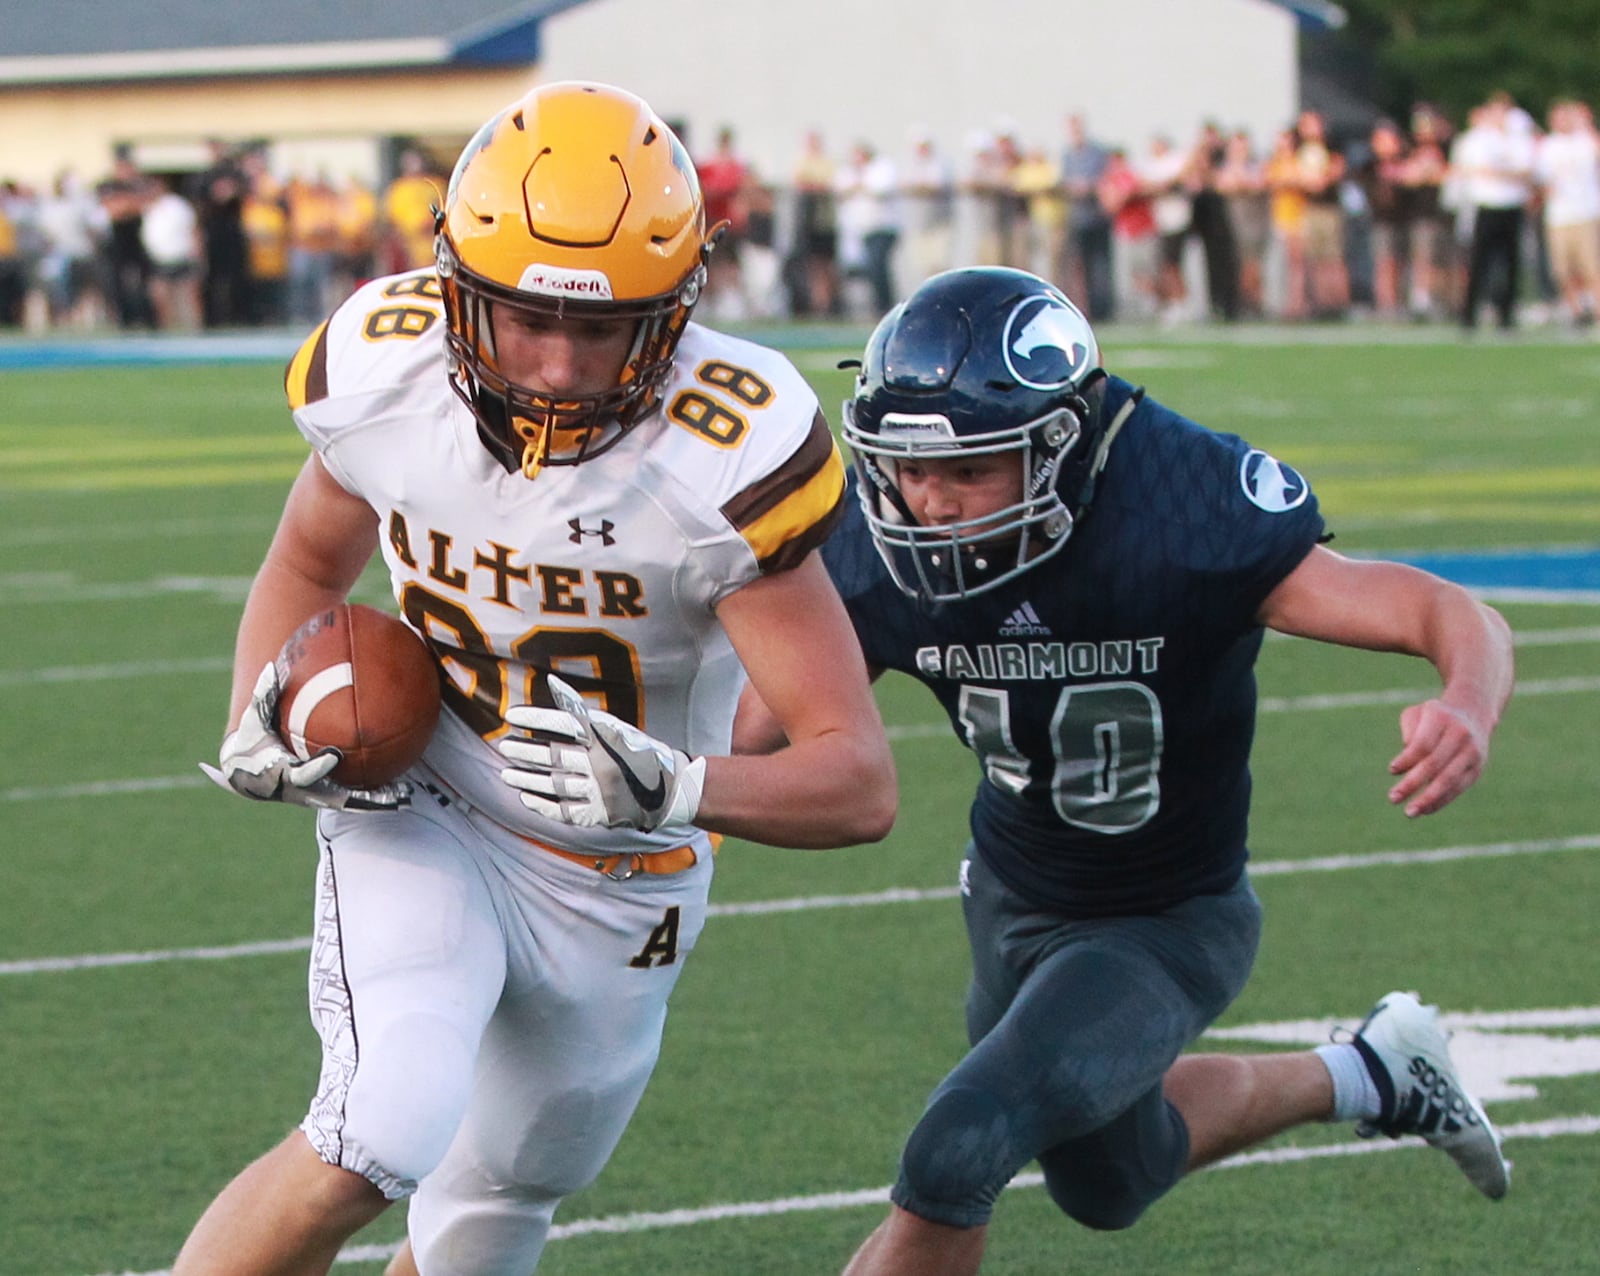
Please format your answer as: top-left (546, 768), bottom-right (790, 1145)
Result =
top-left (737, 267), bottom-right (1515, 1276)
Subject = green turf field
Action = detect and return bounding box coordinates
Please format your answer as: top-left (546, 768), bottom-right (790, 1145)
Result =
top-left (3, 328), bottom-right (1598, 1275)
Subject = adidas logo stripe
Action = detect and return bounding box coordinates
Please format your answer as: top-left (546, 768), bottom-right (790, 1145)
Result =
top-left (999, 602), bottom-right (1052, 636)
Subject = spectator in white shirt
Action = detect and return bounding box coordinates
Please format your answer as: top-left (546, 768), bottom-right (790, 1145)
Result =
top-left (1454, 94), bottom-right (1536, 330)
top-left (140, 177), bottom-right (202, 330)
top-left (1536, 99), bottom-right (1600, 326)
top-left (35, 169), bottom-right (104, 328)
top-left (1139, 135), bottom-right (1193, 320)
top-left (835, 141), bottom-right (901, 317)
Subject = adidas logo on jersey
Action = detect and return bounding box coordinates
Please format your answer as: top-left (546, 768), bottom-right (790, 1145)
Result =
top-left (999, 602), bottom-right (1051, 636)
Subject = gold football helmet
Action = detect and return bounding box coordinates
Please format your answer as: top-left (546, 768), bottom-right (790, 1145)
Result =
top-left (437, 81), bottom-right (718, 477)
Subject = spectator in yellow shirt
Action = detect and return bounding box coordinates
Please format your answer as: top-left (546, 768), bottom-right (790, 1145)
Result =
top-left (335, 176), bottom-right (378, 299)
top-left (241, 158), bottom-right (289, 325)
top-left (380, 148), bottom-right (443, 273)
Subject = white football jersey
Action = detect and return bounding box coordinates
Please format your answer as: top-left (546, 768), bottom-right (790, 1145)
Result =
top-left (285, 269), bottom-right (846, 852)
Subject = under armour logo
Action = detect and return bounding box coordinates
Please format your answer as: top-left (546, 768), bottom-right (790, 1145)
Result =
top-left (568, 518), bottom-right (616, 546)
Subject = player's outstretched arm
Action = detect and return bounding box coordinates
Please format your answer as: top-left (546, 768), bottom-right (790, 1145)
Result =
top-left (1257, 545), bottom-right (1514, 816)
top-left (709, 553), bottom-right (897, 848)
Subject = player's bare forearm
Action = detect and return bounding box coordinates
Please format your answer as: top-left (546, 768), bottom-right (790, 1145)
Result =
top-left (1386, 586), bottom-right (1512, 816)
top-left (227, 456), bottom-right (379, 728)
top-left (713, 556), bottom-right (897, 848)
top-left (731, 680), bottom-right (789, 756)
top-left (1260, 547), bottom-right (1514, 815)
top-left (697, 732), bottom-right (896, 848)
top-left (1265, 551), bottom-right (1513, 723)
top-left (228, 564), bottom-right (354, 727)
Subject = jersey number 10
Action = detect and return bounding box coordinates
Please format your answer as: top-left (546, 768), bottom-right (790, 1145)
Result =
top-left (957, 682), bottom-right (1164, 834)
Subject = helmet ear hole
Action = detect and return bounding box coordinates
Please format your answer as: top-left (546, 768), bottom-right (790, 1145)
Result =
top-left (1042, 415), bottom-right (1074, 448)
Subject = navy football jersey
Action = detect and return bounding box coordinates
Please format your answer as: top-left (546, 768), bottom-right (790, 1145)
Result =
top-left (824, 377), bottom-right (1325, 918)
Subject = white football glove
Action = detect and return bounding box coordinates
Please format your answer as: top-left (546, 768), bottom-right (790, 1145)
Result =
top-left (498, 674), bottom-right (705, 831)
top-left (200, 662), bottom-right (411, 812)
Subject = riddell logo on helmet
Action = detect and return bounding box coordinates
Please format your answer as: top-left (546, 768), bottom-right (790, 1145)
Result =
top-left (881, 412), bottom-right (956, 440)
top-left (517, 265), bottom-right (615, 299)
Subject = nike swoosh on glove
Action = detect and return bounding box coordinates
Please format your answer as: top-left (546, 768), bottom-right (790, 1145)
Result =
top-left (498, 674), bottom-right (705, 831)
top-left (200, 661), bottom-right (411, 812)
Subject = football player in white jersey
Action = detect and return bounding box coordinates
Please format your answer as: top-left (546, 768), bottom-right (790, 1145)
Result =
top-left (175, 82), bottom-right (895, 1276)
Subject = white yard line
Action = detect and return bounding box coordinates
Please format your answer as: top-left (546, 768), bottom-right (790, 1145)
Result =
top-left (0, 515), bottom-right (276, 549)
top-left (1471, 586), bottom-right (1600, 604)
top-left (5, 833), bottom-right (1598, 978)
top-left (0, 657), bottom-right (232, 687)
top-left (82, 1115), bottom-right (1600, 1276)
top-left (1, 575), bottom-right (256, 604)
top-left (1255, 673), bottom-right (1600, 713)
top-left (3, 625), bottom-right (1597, 692)
top-left (1, 775), bottom-right (212, 802)
top-left (13, 663), bottom-right (1596, 801)
top-left (1510, 624), bottom-right (1600, 645)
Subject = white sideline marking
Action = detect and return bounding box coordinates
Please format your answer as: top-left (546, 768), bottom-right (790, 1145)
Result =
top-left (1511, 624), bottom-right (1600, 645)
top-left (6, 834), bottom-right (1598, 978)
top-left (81, 1115), bottom-right (1600, 1276)
top-left (4, 937), bottom-right (314, 974)
top-left (1, 775), bottom-right (211, 802)
top-left (2, 574), bottom-right (255, 604)
top-left (21, 663), bottom-right (1597, 802)
top-left (10, 624), bottom-right (1600, 691)
top-left (1255, 674), bottom-right (1600, 713)
top-left (0, 657), bottom-right (232, 687)
top-left (879, 672), bottom-right (1600, 745)
top-left (0, 515), bottom-right (275, 548)
top-left (1473, 587), bottom-right (1600, 605)
top-left (1245, 832), bottom-right (1600, 876)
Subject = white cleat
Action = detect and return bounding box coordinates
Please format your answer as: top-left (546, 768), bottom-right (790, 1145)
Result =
top-left (1349, 991), bottom-right (1510, 1200)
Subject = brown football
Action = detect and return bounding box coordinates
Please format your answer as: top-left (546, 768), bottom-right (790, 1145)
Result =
top-left (275, 603), bottom-right (442, 788)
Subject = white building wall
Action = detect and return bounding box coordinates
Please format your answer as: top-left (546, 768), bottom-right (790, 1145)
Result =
top-left (537, 0), bottom-right (1298, 178)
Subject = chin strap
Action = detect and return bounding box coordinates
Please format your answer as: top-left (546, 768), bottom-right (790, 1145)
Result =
top-left (1073, 385), bottom-right (1143, 517)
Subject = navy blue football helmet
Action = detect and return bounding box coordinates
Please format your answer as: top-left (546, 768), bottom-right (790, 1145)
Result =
top-left (842, 267), bottom-right (1109, 601)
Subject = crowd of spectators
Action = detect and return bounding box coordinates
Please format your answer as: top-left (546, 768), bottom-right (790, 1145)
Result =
top-left (3, 91), bottom-right (1596, 336)
top-left (0, 140), bottom-right (444, 334)
top-left (690, 91), bottom-right (1600, 334)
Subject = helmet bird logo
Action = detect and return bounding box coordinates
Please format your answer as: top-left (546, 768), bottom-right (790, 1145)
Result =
top-left (1002, 296), bottom-right (1096, 390)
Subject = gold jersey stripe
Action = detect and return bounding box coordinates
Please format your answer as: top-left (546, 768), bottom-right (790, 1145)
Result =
top-left (722, 410), bottom-right (837, 525)
top-left (284, 320), bottom-right (332, 410)
top-left (745, 464), bottom-right (847, 574)
top-left (736, 440), bottom-right (848, 573)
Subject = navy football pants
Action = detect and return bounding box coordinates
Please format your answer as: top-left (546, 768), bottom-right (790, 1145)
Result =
top-left (892, 851), bottom-right (1262, 1230)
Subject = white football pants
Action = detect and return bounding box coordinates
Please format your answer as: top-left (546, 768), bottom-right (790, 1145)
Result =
top-left (302, 788), bottom-right (712, 1275)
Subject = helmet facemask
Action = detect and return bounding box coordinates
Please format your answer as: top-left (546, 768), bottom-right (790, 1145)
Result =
top-left (845, 401), bottom-right (1086, 602)
top-left (840, 267), bottom-right (1111, 603)
top-left (438, 235), bottom-right (705, 478)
